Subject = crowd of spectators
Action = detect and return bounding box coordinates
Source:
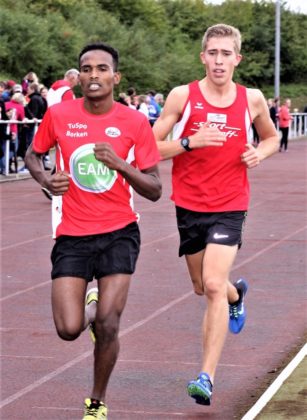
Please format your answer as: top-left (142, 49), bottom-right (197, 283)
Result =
top-left (0, 73), bottom-right (48, 174)
top-left (5, 71), bottom-right (304, 175)
top-left (117, 88), bottom-right (164, 126)
top-left (0, 72), bottom-right (165, 175)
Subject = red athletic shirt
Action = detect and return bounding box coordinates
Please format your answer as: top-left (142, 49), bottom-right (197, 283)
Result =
top-left (33, 99), bottom-right (160, 238)
top-left (278, 105), bottom-right (292, 128)
top-left (171, 81), bottom-right (253, 212)
top-left (47, 80), bottom-right (74, 107)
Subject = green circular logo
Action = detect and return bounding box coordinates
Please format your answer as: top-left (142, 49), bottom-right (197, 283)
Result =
top-left (69, 143), bottom-right (117, 193)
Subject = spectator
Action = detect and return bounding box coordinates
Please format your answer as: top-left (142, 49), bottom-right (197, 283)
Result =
top-left (120, 92), bottom-right (137, 109)
top-left (154, 93), bottom-right (164, 113)
top-left (0, 81), bottom-right (6, 99)
top-left (127, 95), bottom-right (137, 109)
top-left (13, 84), bottom-right (22, 94)
top-left (127, 86), bottom-right (137, 108)
top-left (39, 86), bottom-right (48, 116)
top-left (19, 82), bottom-right (45, 173)
top-left (147, 90), bottom-right (160, 126)
top-left (47, 69), bottom-right (79, 106)
top-left (5, 92), bottom-right (26, 172)
top-left (279, 98), bottom-right (292, 152)
top-left (117, 92), bottom-right (129, 106)
top-left (40, 86), bottom-right (51, 171)
top-left (137, 94), bottom-right (150, 119)
top-left (269, 97), bottom-right (279, 128)
top-left (25, 82), bottom-right (45, 121)
top-left (2, 80), bottom-right (16, 102)
top-left (21, 71), bottom-right (39, 96)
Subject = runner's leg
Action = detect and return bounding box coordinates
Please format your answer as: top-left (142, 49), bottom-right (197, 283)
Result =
top-left (185, 250), bottom-right (205, 295)
top-left (52, 276), bottom-right (87, 340)
top-left (90, 273), bottom-right (131, 402)
top-left (201, 243), bottom-right (238, 380)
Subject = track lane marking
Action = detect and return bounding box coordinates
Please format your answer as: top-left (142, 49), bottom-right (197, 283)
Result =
top-left (1, 224), bottom-right (306, 408)
top-left (0, 233), bottom-right (178, 302)
top-left (241, 343), bottom-right (307, 420)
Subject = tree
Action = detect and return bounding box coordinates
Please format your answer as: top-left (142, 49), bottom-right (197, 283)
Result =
top-left (0, 0), bottom-right (306, 93)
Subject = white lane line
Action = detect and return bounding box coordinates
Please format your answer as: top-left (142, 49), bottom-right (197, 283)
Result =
top-left (0, 233), bottom-right (178, 302)
top-left (0, 351), bottom-right (92, 409)
top-left (32, 406), bottom-right (187, 416)
top-left (0, 280), bottom-right (51, 302)
top-left (140, 232), bottom-right (177, 248)
top-left (117, 359), bottom-right (252, 368)
top-left (241, 343), bottom-right (307, 420)
top-left (232, 224), bottom-right (307, 271)
top-left (1, 355), bottom-right (53, 359)
top-left (0, 196), bottom-right (284, 252)
top-left (0, 234), bottom-right (52, 251)
top-left (1, 224), bottom-right (306, 303)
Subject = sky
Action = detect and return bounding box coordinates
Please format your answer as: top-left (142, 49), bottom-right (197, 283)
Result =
top-left (205, 0), bottom-right (307, 14)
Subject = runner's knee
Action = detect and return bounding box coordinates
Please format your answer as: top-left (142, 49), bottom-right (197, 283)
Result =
top-left (95, 313), bottom-right (120, 343)
top-left (203, 277), bottom-right (227, 299)
top-left (55, 319), bottom-right (83, 341)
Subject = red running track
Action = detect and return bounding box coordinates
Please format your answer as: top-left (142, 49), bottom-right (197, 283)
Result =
top-left (1, 139), bottom-right (306, 419)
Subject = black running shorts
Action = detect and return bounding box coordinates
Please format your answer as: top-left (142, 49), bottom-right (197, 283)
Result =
top-left (51, 222), bottom-right (140, 281)
top-left (176, 206), bottom-right (247, 257)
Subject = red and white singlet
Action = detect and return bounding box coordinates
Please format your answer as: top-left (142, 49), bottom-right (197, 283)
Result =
top-left (47, 80), bottom-right (73, 107)
top-left (171, 81), bottom-right (253, 212)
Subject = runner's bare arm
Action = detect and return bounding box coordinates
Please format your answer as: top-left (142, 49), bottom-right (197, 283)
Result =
top-left (153, 86), bottom-right (189, 160)
top-left (94, 143), bottom-right (161, 202)
top-left (242, 89), bottom-right (279, 168)
top-left (25, 144), bottom-right (70, 195)
top-left (153, 85), bottom-right (226, 160)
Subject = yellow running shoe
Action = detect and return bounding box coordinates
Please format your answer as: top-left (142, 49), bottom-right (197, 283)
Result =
top-left (83, 398), bottom-right (108, 419)
top-left (85, 287), bottom-right (98, 343)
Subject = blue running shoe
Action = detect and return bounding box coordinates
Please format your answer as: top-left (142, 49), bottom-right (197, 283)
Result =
top-left (229, 278), bottom-right (248, 334)
top-left (187, 372), bottom-right (213, 405)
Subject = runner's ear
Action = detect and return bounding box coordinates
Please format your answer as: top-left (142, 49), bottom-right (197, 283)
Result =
top-left (114, 72), bottom-right (121, 86)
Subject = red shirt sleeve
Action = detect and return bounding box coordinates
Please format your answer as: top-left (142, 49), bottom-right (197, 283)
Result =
top-left (32, 108), bottom-right (57, 153)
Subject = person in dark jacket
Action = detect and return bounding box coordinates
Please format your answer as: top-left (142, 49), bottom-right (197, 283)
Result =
top-left (19, 83), bottom-right (45, 173)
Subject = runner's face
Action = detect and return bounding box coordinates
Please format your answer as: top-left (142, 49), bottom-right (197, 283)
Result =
top-left (79, 49), bottom-right (120, 99)
top-left (200, 37), bottom-right (242, 85)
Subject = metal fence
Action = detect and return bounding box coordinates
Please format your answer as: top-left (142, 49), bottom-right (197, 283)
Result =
top-left (0, 119), bottom-right (41, 176)
top-left (289, 113), bottom-right (307, 139)
top-left (0, 114), bottom-right (306, 176)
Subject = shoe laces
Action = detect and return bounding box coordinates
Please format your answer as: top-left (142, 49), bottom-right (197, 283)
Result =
top-left (198, 373), bottom-right (213, 391)
top-left (84, 399), bottom-right (107, 419)
top-left (229, 304), bottom-right (239, 319)
top-left (84, 405), bottom-right (99, 417)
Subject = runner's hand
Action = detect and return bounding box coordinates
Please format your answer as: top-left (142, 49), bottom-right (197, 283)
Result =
top-left (47, 171), bottom-right (70, 195)
top-left (94, 142), bottom-right (125, 171)
top-left (241, 144), bottom-right (262, 168)
top-left (189, 121), bottom-right (226, 149)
